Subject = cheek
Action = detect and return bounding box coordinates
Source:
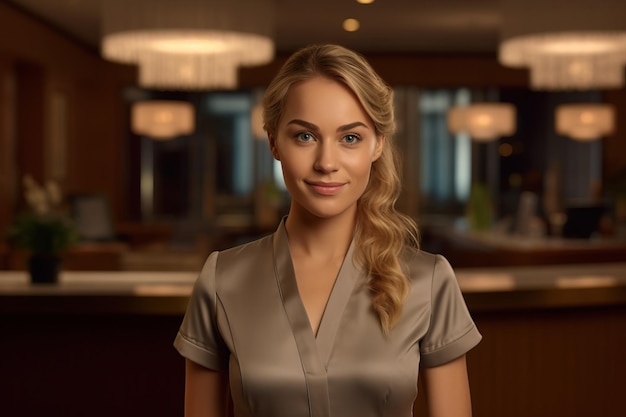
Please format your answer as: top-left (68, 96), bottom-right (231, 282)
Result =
top-left (277, 157), bottom-right (301, 183)
top-left (347, 154), bottom-right (376, 180)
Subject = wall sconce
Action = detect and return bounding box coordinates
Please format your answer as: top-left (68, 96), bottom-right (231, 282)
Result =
top-left (447, 103), bottom-right (517, 142)
top-left (131, 100), bottom-right (195, 140)
top-left (555, 103), bottom-right (615, 141)
top-left (101, 0), bottom-right (274, 90)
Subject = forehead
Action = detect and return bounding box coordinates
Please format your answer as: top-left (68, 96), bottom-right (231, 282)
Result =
top-left (280, 76), bottom-right (373, 127)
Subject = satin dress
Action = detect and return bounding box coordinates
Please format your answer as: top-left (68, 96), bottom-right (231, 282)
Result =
top-left (174, 220), bottom-right (481, 417)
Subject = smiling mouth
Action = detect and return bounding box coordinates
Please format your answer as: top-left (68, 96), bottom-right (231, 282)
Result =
top-left (306, 181), bottom-right (345, 195)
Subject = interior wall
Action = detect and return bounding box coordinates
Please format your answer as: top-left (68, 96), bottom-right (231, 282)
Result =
top-left (0, 2), bottom-right (137, 233)
top-left (0, 54), bottom-right (17, 235)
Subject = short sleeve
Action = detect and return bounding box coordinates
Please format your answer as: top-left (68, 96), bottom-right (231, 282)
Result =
top-left (420, 255), bottom-right (482, 367)
top-left (173, 251), bottom-right (228, 371)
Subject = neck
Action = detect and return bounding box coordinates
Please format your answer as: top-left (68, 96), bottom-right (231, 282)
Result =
top-left (284, 207), bottom-right (356, 260)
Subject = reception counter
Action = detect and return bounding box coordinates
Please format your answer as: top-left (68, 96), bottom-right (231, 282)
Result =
top-left (422, 225), bottom-right (626, 267)
top-left (2, 263), bottom-right (626, 314)
top-left (0, 271), bottom-right (197, 315)
top-left (2, 264), bottom-right (626, 417)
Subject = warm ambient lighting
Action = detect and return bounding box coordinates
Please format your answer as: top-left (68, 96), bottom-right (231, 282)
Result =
top-left (356, 0), bottom-right (375, 4)
top-left (131, 101), bottom-right (195, 140)
top-left (555, 104), bottom-right (615, 141)
top-left (499, 143), bottom-right (514, 157)
top-left (500, 33), bottom-right (626, 90)
top-left (343, 19), bottom-right (360, 32)
top-left (251, 104), bottom-right (267, 140)
top-left (498, 0), bottom-right (626, 90)
top-left (447, 103), bottom-right (516, 142)
top-left (101, 0), bottom-right (275, 90)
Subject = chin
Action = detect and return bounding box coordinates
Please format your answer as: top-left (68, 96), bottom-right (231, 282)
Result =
top-left (302, 204), bottom-right (356, 221)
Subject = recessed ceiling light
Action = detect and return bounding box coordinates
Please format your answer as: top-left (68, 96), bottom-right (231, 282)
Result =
top-left (356, 0), bottom-right (375, 4)
top-left (343, 18), bottom-right (360, 32)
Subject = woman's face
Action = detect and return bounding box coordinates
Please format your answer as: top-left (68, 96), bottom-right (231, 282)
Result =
top-left (270, 75), bottom-right (383, 221)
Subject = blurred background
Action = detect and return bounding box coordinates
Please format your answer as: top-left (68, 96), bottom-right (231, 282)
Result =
top-left (1, 0), bottom-right (625, 271)
top-left (1, 1), bottom-right (625, 416)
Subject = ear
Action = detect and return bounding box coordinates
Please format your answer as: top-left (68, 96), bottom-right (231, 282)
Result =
top-left (269, 135), bottom-right (280, 161)
top-left (372, 135), bottom-right (384, 161)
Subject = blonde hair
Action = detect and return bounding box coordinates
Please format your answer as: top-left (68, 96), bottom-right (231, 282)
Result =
top-left (263, 44), bottom-right (419, 333)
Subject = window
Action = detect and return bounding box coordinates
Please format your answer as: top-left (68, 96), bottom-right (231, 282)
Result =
top-left (417, 89), bottom-right (471, 213)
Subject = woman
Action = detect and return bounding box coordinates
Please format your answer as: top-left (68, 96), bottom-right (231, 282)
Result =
top-left (174, 44), bottom-right (481, 417)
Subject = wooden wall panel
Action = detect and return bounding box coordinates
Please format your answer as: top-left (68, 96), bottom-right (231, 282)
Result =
top-left (0, 2), bottom-right (136, 230)
top-left (63, 77), bottom-right (131, 222)
top-left (0, 313), bottom-right (185, 417)
top-left (603, 89), bottom-right (626, 182)
top-left (469, 307), bottom-right (626, 417)
top-left (2, 304), bottom-right (624, 417)
top-left (0, 3), bottom-right (103, 80)
top-left (0, 55), bottom-right (17, 235)
top-left (414, 306), bottom-right (626, 417)
top-left (15, 62), bottom-right (46, 185)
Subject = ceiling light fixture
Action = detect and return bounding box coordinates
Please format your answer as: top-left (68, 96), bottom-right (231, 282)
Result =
top-left (498, 0), bottom-right (626, 90)
top-left (555, 104), bottom-right (615, 141)
top-left (101, 0), bottom-right (274, 90)
top-left (132, 101), bottom-right (195, 140)
top-left (343, 19), bottom-right (360, 32)
top-left (447, 103), bottom-right (516, 142)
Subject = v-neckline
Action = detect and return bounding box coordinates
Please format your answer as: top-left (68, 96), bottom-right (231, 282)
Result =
top-left (273, 220), bottom-right (360, 368)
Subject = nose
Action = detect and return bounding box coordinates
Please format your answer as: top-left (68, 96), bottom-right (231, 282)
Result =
top-left (313, 142), bottom-right (338, 173)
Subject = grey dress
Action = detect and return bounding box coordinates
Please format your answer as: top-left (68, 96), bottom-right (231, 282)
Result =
top-left (174, 220), bottom-right (481, 417)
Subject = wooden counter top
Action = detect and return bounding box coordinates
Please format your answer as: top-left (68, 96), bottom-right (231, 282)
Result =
top-left (2, 263), bottom-right (626, 315)
top-left (456, 262), bottom-right (626, 312)
top-left (0, 271), bottom-right (196, 315)
top-left (423, 225), bottom-right (626, 267)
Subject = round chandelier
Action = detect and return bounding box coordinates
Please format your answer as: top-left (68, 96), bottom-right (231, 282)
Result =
top-left (447, 103), bottom-right (517, 142)
top-left (555, 104), bottom-right (615, 141)
top-left (498, 0), bottom-right (626, 90)
top-left (131, 100), bottom-right (195, 140)
top-left (500, 32), bottom-right (626, 90)
top-left (101, 0), bottom-right (275, 90)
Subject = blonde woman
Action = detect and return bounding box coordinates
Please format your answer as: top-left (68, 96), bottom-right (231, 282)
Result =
top-left (175, 44), bottom-right (481, 417)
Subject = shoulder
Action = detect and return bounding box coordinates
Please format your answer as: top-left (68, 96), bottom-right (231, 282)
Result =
top-left (196, 233), bottom-right (274, 276)
top-left (400, 247), bottom-right (454, 283)
top-left (217, 232), bottom-right (274, 260)
top-left (201, 233), bottom-right (276, 290)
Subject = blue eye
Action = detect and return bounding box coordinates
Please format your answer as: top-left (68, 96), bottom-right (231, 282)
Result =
top-left (343, 134), bottom-right (360, 144)
top-left (297, 132), bottom-right (314, 142)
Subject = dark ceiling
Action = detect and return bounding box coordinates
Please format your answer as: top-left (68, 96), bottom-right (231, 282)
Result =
top-left (6, 0), bottom-right (502, 55)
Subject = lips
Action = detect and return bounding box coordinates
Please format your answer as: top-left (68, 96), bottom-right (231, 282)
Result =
top-left (306, 181), bottom-right (346, 195)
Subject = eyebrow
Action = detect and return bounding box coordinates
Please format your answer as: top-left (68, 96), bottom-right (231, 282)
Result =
top-left (286, 119), bottom-right (370, 133)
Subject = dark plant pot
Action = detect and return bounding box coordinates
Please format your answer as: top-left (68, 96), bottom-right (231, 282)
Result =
top-left (28, 254), bottom-right (61, 284)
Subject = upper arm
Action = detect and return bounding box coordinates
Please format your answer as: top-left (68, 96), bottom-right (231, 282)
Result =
top-left (419, 255), bottom-right (481, 368)
top-left (419, 355), bottom-right (473, 417)
top-left (184, 359), bottom-right (230, 417)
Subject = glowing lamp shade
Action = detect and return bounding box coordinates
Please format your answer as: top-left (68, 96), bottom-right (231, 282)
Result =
top-left (499, 33), bottom-right (626, 90)
top-left (101, 0), bottom-right (274, 90)
top-left (132, 101), bottom-right (195, 140)
top-left (555, 104), bottom-right (615, 141)
top-left (447, 104), bottom-right (516, 142)
top-left (498, 0), bottom-right (626, 90)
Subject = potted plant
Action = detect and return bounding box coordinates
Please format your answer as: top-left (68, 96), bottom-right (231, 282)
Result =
top-left (6, 175), bottom-right (78, 283)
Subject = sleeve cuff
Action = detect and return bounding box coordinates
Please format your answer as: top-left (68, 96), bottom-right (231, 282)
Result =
top-left (173, 331), bottom-right (226, 371)
top-left (420, 325), bottom-right (482, 368)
